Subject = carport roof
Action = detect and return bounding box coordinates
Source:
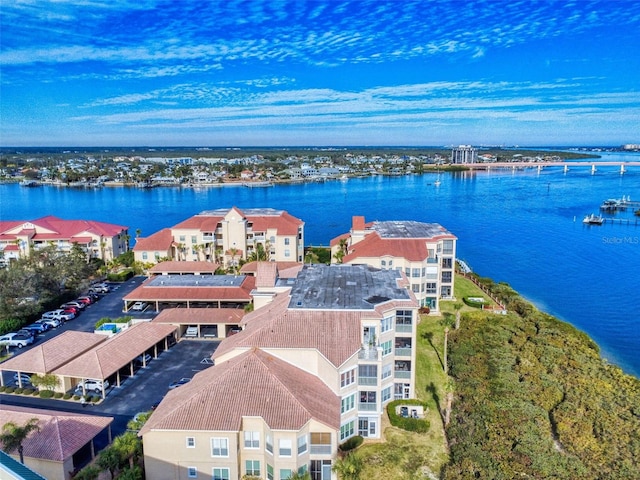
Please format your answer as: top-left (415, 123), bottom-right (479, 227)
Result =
top-left (149, 261), bottom-right (220, 274)
top-left (123, 275), bottom-right (255, 302)
top-left (152, 308), bottom-right (244, 325)
top-left (0, 331), bottom-right (106, 375)
top-left (0, 405), bottom-right (113, 462)
top-left (53, 322), bottom-right (177, 380)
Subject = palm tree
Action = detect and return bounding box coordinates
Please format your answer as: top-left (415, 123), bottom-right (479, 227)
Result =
top-left (0, 418), bottom-right (40, 463)
top-left (113, 431), bottom-right (142, 469)
top-left (332, 452), bottom-right (363, 480)
top-left (228, 247), bottom-right (240, 273)
top-left (96, 445), bottom-right (121, 479)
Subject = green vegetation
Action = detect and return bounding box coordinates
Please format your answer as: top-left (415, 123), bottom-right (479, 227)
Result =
top-left (0, 418), bottom-right (40, 464)
top-left (95, 316), bottom-right (132, 329)
top-left (387, 400), bottom-right (430, 433)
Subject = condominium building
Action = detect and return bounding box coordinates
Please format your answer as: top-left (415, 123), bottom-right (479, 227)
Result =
top-left (133, 207), bottom-right (304, 268)
top-left (0, 215), bottom-right (129, 265)
top-left (450, 145), bottom-right (477, 164)
top-left (331, 216), bottom-right (457, 312)
top-left (141, 264), bottom-right (419, 480)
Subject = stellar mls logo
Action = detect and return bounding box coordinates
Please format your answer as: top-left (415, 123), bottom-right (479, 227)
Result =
top-left (602, 236), bottom-right (639, 245)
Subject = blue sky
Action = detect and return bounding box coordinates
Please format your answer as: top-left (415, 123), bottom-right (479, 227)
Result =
top-left (1, 0), bottom-right (639, 147)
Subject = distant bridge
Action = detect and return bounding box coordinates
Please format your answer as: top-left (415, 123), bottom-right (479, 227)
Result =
top-left (463, 161), bottom-right (640, 174)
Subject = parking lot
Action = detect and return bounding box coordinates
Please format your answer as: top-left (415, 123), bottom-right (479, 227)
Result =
top-left (0, 276), bottom-right (218, 436)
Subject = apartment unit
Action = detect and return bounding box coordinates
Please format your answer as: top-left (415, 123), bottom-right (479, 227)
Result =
top-left (330, 216), bottom-right (457, 312)
top-left (141, 264), bottom-right (419, 480)
top-left (0, 215), bottom-right (129, 264)
top-left (133, 207), bottom-right (304, 267)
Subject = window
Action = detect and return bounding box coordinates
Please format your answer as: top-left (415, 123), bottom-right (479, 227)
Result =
top-left (381, 340), bottom-right (392, 356)
top-left (270, 236), bottom-right (276, 244)
top-left (360, 391), bottom-right (377, 404)
top-left (245, 460), bottom-right (260, 476)
top-left (388, 260), bottom-right (393, 267)
top-left (142, 252), bottom-right (148, 260)
top-left (187, 466), bottom-right (197, 478)
top-left (340, 421), bottom-right (355, 441)
top-left (382, 363), bottom-right (392, 379)
top-left (426, 266), bottom-right (438, 279)
top-left (381, 316), bottom-right (392, 333)
top-left (284, 238), bottom-right (290, 245)
top-left (381, 260), bottom-right (386, 267)
top-left (412, 284), bottom-right (420, 293)
top-left (179, 235), bottom-right (186, 242)
top-left (212, 468), bottom-right (229, 480)
top-left (396, 310), bottom-right (413, 325)
top-left (298, 465), bottom-right (308, 476)
top-left (279, 469), bottom-right (292, 480)
top-left (191, 235), bottom-right (197, 244)
top-left (443, 240), bottom-right (454, 254)
top-left (244, 431), bottom-right (259, 449)
top-left (279, 438), bottom-right (292, 457)
top-left (341, 393), bottom-right (355, 413)
top-left (426, 282), bottom-right (437, 294)
top-left (266, 434), bottom-right (273, 454)
top-left (411, 268), bottom-right (420, 278)
top-left (267, 464), bottom-right (274, 480)
top-left (297, 434), bottom-right (308, 454)
top-left (311, 460), bottom-right (332, 480)
top-left (442, 271), bottom-right (452, 283)
top-left (211, 437), bottom-right (228, 457)
top-left (340, 368), bottom-right (356, 388)
top-left (186, 437), bottom-right (195, 448)
top-left (441, 257), bottom-right (452, 268)
top-left (382, 386), bottom-right (392, 403)
top-left (284, 249), bottom-right (290, 257)
top-left (359, 364), bottom-right (377, 379)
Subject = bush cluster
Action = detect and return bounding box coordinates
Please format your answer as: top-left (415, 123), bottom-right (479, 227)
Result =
top-left (462, 297), bottom-right (485, 308)
top-left (107, 269), bottom-right (134, 282)
top-left (339, 435), bottom-right (364, 452)
top-left (39, 390), bottom-right (54, 399)
top-left (386, 400), bottom-right (430, 433)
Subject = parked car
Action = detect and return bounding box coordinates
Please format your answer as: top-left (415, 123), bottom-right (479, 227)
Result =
top-left (89, 283), bottom-right (110, 294)
top-left (134, 354), bottom-right (152, 366)
top-left (61, 301), bottom-right (85, 310)
top-left (0, 332), bottom-right (34, 348)
top-left (23, 323), bottom-right (49, 334)
top-left (168, 378), bottom-right (191, 389)
top-left (131, 302), bottom-right (148, 311)
top-left (13, 373), bottom-right (33, 385)
top-left (184, 326), bottom-right (198, 337)
top-left (75, 379), bottom-right (109, 394)
top-left (60, 304), bottom-right (81, 314)
top-left (76, 297), bottom-right (93, 305)
top-left (228, 326), bottom-right (242, 336)
top-left (36, 318), bottom-right (62, 328)
top-left (43, 309), bottom-right (75, 321)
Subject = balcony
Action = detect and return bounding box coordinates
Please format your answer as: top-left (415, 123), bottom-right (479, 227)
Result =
top-left (310, 444), bottom-right (332, 455)
top-left (202, 234), bottom-right (214, 241)
top-left (395, 324), bottom-right (412, 334)
top-left (394, 347), bottom-right (412, 357)
top-left (358, 346), bottom-right (380, 361)
top-left (394, 370), bottom-right (411, 379)
top-left (358, 377), bottom-right (377, 386)
top-left (358, 403), bottom-right (377, 412)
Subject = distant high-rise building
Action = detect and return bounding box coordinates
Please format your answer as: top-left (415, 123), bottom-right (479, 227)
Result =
top-left (451, 145), bottom-right (477, 164)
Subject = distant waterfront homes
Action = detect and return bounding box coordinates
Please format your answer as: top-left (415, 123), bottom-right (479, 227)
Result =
top-left (133, 206), bottom-right (305, 267)
top-left (141, 263), bottom-right (419, 480)
top-left (331, 216), bottom-right (457, 312)
top-left (0, 215), bottom-right (129, 265)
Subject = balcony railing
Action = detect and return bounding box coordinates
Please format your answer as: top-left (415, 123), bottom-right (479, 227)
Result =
top-left (394, 370), bottom-right (411, 379)
top-left (358, 377), bottom-right (377, 386)
top-left (310, 445), bottom-right (332, 455)
top-left (394, 347), bottom-right (411, 357)
top-left (202, 234), bottom-right (214, 241)
top-left (358, 403), bottom-right (377, 412)
top-left (395, 325), bottom-right (412, 333)
top-left (358, 346), bottom-right (380, 361)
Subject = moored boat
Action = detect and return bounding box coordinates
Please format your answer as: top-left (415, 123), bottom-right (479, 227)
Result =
top-left (583, 213), bottom-right (604, 225)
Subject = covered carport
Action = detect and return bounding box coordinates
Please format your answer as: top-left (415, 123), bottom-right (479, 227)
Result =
top-left (151, 307), bottom-right (245, 339)
top-left (0, 331), bottom-right (107, 391)
top-left (53, 322), bottom-right (178, 398)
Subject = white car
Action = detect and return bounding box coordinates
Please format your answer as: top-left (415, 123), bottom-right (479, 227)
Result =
top-left (75, 379), bottom-right (109, 394)
top-left (42, 309), bottom-right (74, 321)
top-left (37, 318), bottom-right (62, 328)
top-left (131, 302), bottom-right (148, 311)
top-left (0, 332), bottom-right (34, 348)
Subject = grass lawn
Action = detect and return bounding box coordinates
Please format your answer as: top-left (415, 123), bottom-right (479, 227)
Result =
top-left (356, 273), bottom-right (492, 479)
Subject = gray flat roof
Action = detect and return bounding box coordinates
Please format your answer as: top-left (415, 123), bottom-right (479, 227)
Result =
top-left (286, 264), bottom-right (410, 310)
top-left (147, 274), bottom-right (245, 287)
top-left (371, 220), bottom-right (451, 238)
top-left (199, 207), bottom-right (284, 216)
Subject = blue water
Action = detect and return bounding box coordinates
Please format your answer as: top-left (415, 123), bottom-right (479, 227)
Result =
top-left (1, 151), bottom-right (639, 377)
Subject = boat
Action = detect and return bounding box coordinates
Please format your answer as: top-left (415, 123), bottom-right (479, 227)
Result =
top-left (242, 181), bottom-right (273, 187)
top-left (20, 179), bottom-right (40, 187)
top-left (583, 213), bottom-right (604, 225)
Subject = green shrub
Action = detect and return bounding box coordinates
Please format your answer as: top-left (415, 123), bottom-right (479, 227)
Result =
top-left (32, 389), bottom-right (40, 396)
top-left (22, 388), bottom-right (35, 395)
top-left (0, 318), bottom-right (24, 336)
top-left (63, 393), bottom-right (72, 399)
top-left (73, 395), bottom-right (81, 400)
top-left (462, 297), bottom-right (486, 308)
top-left (339, 435), bottom-right (364, 452)
top-left (39, 390), bottom-right (54, 398)
top-left (0, 386), bottom-right (6, 393)
top-left (54, 392), bottom-right (63, 399)
top-left (107, 269), bottom-right (134, 282)
top-left (4, 386), bottom-right (15, 394)
top-left (90, 396), bottom-right (100, 403)
top-left (387, 400), bottom-right (430, 433)
top-left (14, 388), bottom-right (23, 394)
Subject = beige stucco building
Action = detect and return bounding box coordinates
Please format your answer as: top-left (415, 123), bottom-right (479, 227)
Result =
top-left (0, 215), bottom-right (129, 265)
top-left (331, 216), bottom-right (457, 312)
top-left (141, 264), bottom-right (419, 480)
top-left (133, 207), bottom-right (304, 268)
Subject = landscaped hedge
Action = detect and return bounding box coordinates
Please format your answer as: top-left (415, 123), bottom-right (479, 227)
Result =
top-left (39, 390), bottom-right (54, 398)
top-left (462, 296), bottom-right (486, 308)
top-left (339, 435), bottom-right (364, 452)
top-left (107, 268), bottom-right (134, 282)
top-left (387, 399), bottom-right (430, 433)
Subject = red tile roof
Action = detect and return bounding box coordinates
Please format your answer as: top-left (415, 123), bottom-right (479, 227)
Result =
top-left (0, 331), bottom-right (107, 375)
top-left (0, 405), bottom-right (112, 462)
top-left (152, 308), bottom-right (244, 325)
top-left (53, 323), bottom-right (177, 380)
top-left (140, 348), bottom-right (339, 434)
top-left (133, 228), bottom-right (173, 251)
top-left (0, 216), bottom-right (127, 242)
top-left (343, 235), bottom-right (432, 262)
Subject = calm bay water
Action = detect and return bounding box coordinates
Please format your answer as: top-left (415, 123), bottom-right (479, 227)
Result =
top-left (1, 151), bottom-right (639, 377)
